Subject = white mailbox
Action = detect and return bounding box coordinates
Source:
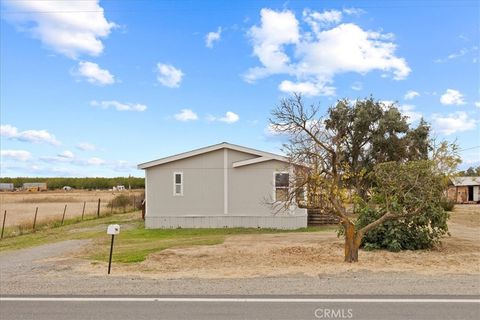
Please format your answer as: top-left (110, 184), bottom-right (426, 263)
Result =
top-left (107, 224), bottom-right (120, 235)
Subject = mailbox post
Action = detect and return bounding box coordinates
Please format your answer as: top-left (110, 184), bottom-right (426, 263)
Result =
top-left (107, 224), bottom-right (120, 274)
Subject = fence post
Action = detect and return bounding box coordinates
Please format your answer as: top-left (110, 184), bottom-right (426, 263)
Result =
top-left (97, 198), bottom-right (101, 218)
top-left (110, 198), bottom-right (114, 215)
top-left (1, 210), bottom-right (6, 239)
top-left (33, 207), bottom-right (39, 230)
top-left (61, 204), bottom-right (67, 225)
top-left (133, 194), bottom-right (136, 210)
top-left (81, 201), bottom-right (86, 220)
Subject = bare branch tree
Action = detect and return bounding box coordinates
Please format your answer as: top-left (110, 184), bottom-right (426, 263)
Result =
top-left (270, 94), bottom-right (457, 262)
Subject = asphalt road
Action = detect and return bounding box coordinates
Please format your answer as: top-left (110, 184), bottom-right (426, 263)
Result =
top-left (1, 295), bottom-right (479, 320)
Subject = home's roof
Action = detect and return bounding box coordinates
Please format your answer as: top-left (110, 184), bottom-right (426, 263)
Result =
top-left (137, 142), bottom-right (288, 169)
top-left (450, 176), bottom-right (480, 186)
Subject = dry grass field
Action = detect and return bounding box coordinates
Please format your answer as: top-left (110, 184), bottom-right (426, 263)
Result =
top-left (0, 190), bottom-right (143, 227)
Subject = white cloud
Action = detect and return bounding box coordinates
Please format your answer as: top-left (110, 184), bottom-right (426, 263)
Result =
top-left (58, 150), bottom-right (75, 159)
top-left (461, 151), bottom-right (480, 165)
top-left (86, 157), bottom-right (105, 166)
top-left (440, 89), bottom-right (466, 105)
top-left (76, 142), bottom-right (96, 151)
top-left (76, 61), bottom-right (115, 85)
top-left (3, 0), bottom-right (116, 59)
top-left (475, 101), bottom-right (480, 108)
top-left (174, 109), bottom-right (198, 122)
top-left (380, 100), bottom-right (395, 107)
top-left (279, 80), bottom-right (334, 96)
top-left (296, 24), bottom-right (409, 80)
top-left (0, 150), bottom-right (32, 161)
top-left (111, 160), bottom-right (135, 172)
top-left (432, 111), bottom-right (476, 135)
top-left (156, 63), bottom-right (184, 88)
top-left (303, 9), bottom-right (342, 33)
top-left (398, 104), bottom-right (422, 124)
top-left (245, 9), bottom-right (411, 95)
top-left (404, 90), bottom-right (420, 100)
top-left (90, 100), bottom-right (147, 112)
top-left (0, 124), bottom-right (60, 145)
top-left (343, 7), bottom-right (366, 16)
top-left (40, 155), bottom-right (73, 163)
top-left (205, 27), bottom-right (222, 48)
top-left (351, 81), bottom-right (363, 91)
top-left (434, 46), bottom-right (477, 63)
top-left (245, 9), bottom-right (299, 83)
top-left (0, 124), bottom-right (17, 137)
top-left (219, 111), bottom-right (240, 124)
top-left (264, 123), bottom-right (289, 137)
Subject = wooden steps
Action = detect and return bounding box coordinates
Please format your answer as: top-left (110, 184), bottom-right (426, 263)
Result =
top-left (307, 208), bottom-right (340, 226)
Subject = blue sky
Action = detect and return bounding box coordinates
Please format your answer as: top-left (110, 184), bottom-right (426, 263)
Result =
top-left (1, 0), bottom-right (479, 177)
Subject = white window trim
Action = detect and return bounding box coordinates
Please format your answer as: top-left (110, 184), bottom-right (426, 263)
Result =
top-left (273, 171), bottom-right (289, 202)
top-left (173, 171), bottom-right (183, 196)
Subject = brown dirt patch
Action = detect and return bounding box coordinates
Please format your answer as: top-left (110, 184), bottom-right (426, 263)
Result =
top-left (449, 204), bottom-right (480, 227)
top-left (75, 205), bottom-right (480, 279)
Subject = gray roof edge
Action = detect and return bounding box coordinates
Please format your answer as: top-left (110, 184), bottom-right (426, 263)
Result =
top-left (137, 142), bottom-right (288, 169)
top-left (450, 176), bottom-right (480, 186)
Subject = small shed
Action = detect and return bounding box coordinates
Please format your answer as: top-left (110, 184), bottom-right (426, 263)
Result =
top-left (22, 182), bottom-right (47, 192)
top-left (447, 177), bottom-right (480, 203)
top-left (0, 183), bottom-right (14, 191)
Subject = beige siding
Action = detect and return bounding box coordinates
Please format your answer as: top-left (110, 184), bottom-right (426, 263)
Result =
top-left (144, 147), bottom-right (307, 229)
top-left (227, 149), bottom-right (296, 216)
top-left (146, 149), bottom-right (224, 218)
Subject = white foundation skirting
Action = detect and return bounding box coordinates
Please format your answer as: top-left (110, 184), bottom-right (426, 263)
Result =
top-left (145, 213), bottom-right (307, 230)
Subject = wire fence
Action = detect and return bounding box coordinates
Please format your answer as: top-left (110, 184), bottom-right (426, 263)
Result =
top-left (0, 193), bottom-right (144, 240)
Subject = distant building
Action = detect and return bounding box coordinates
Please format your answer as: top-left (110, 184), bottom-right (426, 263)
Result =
top-left (22, 182), bottom-right (47, 192)
top-left (0, 183), bottom-right (14, 191)
top-left (447, 177), bottom-right (480, 203)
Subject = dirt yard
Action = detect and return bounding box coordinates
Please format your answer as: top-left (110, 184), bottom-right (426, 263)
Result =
top-left (0, 190), bottom-right (143, 227)
top-left (79, 205), bottom-right (480, 279)
top-left (1, 205), bottom-right (479, 296)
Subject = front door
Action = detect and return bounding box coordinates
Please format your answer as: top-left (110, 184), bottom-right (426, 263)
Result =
top-left (468, 186), bottom-right (474, 202)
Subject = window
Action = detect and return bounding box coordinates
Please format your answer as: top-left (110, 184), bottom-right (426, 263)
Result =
top-left (274, 172), bottom-right (289, 202)
top-left (173, 172), bottom-right (183, 196)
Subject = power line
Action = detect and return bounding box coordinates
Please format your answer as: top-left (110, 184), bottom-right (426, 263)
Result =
top-left (459, 146), bottom-right (480, 152)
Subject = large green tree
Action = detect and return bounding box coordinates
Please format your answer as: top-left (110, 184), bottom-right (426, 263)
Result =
top-left (324, 97), bottom-right (430, 199)
top-left (355, 161), bottom-right (450, 252)
top-left (271, 94), bottom-right (457, 262)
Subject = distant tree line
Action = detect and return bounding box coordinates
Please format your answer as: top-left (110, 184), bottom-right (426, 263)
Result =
top-left (0, 177), bottom-right (145, 190)
top-left (458, 166), bottom-right (480, 176)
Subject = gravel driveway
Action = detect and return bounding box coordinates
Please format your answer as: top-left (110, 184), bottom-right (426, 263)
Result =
top-left (1, 240), bottom-right (89, 280)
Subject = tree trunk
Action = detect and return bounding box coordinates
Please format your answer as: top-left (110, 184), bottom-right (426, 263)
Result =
top-left (343, 220), bottom-right (362, 262)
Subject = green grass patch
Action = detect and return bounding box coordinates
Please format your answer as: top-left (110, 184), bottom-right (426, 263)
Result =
top-left (85, 224), bottom-right (335, 264)
top-left (0, 211), bottom-right (140, 252)
top-left (1, 213), bottom-right (335, 264)
top-left (0, 208), bottom-right (138, 240)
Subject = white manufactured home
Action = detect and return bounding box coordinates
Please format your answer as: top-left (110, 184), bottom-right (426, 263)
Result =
top-left (137, 142), bottom-right (307, 229)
